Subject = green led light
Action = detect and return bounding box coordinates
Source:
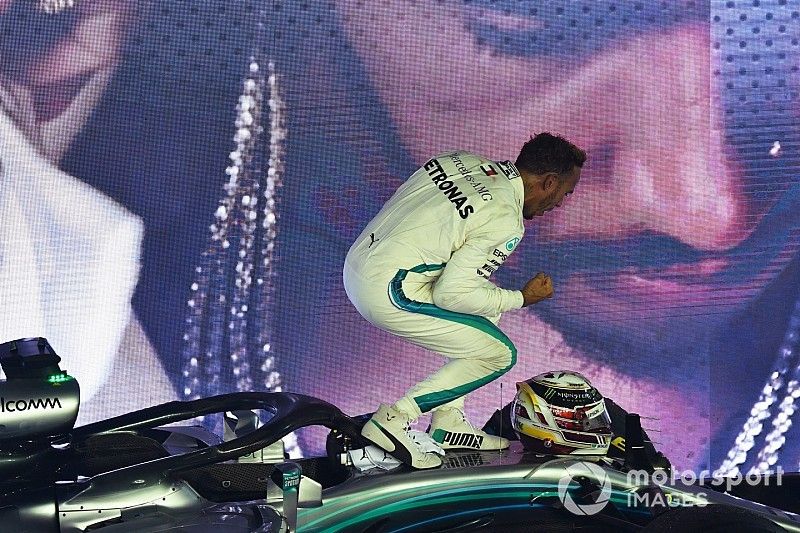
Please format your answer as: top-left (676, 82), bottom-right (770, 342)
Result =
top-left (47, 373), bottom-right (73, 383)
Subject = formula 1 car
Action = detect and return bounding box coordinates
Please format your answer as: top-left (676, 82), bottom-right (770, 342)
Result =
top-left (1, 337), bottom-right (799, 532)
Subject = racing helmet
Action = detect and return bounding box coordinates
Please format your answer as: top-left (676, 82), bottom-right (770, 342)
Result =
top-left (512, 371), bottom-right (612, 455)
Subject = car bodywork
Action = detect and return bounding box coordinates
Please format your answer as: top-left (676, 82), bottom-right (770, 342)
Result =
top-left (1, 338), bottom-right (799, 532)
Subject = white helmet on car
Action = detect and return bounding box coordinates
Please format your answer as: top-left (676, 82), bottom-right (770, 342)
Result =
top-left (512, 370), bottom-right (612, 455)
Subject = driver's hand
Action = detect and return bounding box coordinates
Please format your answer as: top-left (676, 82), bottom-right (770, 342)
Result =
top-left (521, 272), bottom-right (553, 307)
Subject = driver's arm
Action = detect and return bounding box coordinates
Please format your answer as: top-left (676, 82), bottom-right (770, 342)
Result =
top-left (431, 213), bottom-right (523, 317)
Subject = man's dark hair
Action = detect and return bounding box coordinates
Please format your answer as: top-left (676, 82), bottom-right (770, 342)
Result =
top-left (515, 133), bottom-right (587, 176)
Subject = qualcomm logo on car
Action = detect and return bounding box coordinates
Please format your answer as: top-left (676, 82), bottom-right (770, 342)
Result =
top-left (557, 461), bottom-right (613, 516)
top-left (0, 396), bottom-right (63, 413)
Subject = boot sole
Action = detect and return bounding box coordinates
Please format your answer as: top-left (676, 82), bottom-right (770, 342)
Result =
top-left (438, 443), bottom-right (510, 451)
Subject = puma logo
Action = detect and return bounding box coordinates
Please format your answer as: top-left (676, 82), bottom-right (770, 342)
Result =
top-left (368, 233), bottom-right (379, 248)
top-left (441, 431), bottom-right (484, 449)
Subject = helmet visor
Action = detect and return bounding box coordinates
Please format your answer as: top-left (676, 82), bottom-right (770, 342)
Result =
top-left (549, 401), bottom-right (612, 434)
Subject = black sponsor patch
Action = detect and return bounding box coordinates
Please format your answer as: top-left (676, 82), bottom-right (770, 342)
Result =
top-left (497, 160), bottom-right (521, 180)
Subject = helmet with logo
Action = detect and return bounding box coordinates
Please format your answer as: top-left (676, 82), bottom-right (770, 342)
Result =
top-left (511, 370), bottom-right (612, 455)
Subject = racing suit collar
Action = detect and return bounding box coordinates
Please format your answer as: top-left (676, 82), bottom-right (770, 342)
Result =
top-left (497, 160), bottom-right (525, 212)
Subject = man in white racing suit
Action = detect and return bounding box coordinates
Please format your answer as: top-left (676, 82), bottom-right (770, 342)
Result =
top-left (344, 133), bottom-right (586, 468)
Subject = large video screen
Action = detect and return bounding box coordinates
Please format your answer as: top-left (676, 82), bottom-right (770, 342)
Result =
top-left (1, 0), bottom-right (798, 474)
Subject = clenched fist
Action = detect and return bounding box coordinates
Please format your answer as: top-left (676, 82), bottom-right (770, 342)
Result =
top-left (521, 272), bottom-right (553, 307)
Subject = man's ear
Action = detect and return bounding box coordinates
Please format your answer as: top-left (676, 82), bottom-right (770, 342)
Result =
top-left (542, 172), bottom-right (559, 192)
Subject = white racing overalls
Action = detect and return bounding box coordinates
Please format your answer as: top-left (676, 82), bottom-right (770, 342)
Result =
top-left (343, 151), bottom-right (526, 418)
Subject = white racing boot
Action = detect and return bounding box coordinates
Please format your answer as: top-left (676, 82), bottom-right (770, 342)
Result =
top-left (361, 404), bottom-right (442, 469)
top-left (428, 407), bottom-right (510, 451)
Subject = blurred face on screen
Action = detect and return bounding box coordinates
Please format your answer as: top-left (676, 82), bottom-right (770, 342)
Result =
top-left (333, 0), bottom-right (798, 365)
top-left (0, 0), bottom-right (139, 403)
top-left (0, 0), bottom-right (136, 145)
